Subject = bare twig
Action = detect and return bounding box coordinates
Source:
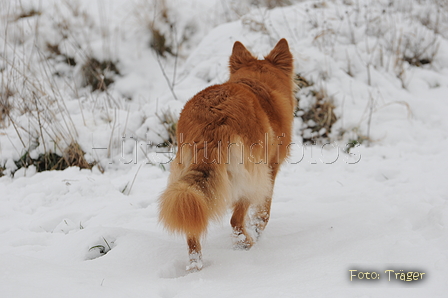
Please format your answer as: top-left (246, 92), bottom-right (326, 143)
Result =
top-left (154, 49), bottom-right (179, 101)
top-left (126, 163), bottom-right (142, 196)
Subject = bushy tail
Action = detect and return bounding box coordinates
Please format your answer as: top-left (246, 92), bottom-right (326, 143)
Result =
top-left (159, 163), bottom-right (227, 237)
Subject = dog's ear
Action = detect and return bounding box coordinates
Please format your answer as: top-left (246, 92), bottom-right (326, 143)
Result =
top-left (265, 38), bottom-right (293, 73)
top-left (229, 41), bottom-right (255, 74)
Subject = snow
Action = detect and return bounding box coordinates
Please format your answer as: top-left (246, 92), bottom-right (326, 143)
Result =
top-left (1, 0), bottom-right (448, 296)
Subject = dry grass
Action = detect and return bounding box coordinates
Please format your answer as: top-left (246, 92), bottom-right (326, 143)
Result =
top-left (294, 74), bottom-right (311, 89)
top-left (81, 57), bottom-right (120, 92)
top-left (64, 142), bottom-right (94, 170)
top-left (300, 90), bottom-right (337, 141)
top-left (45, 42), bottom-right (76, 67)
top-left (14, 142), bottom-right (94, 174)
top-left (14, 8), bottom-right (41, 21)
top-left (0, 87), bottom-right (14, 128)
top-left (150, 27), bottom-right (174, 57)
top-left (0, 160), bottom-right (5, 177)
top-left (294, 75), bottom-right (337, 143)
top-left (136, 0), bottom-right (175, 57)
top-left (0, 1), bottom-right (111, 176)
top-left (251, 0), bottom-right (292, 9)
top-left (156, 110), bottom-right (178, 147)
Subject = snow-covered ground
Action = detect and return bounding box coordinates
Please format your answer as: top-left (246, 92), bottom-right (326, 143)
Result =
top-left (1, 0), bottom-right (447, 297)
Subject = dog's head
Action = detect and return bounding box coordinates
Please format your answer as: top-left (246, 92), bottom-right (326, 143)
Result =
top-left (228, 39), bottom-right (295, 99)
top-left (229, 39), bottom-right (293, 77)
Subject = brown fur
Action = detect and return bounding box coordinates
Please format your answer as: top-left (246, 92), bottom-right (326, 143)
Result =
top-left (159, 39), bottom-right (296, 271)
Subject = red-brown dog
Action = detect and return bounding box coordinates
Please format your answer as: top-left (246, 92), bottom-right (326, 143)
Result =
top-left (159, 39), bottom-right (296, 272)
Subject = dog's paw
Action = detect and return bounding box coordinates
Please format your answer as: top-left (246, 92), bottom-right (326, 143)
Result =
top-left (249, 216), bottom-right (267, 241)
top-left (254, 226), bottom-right (264, 240)
top-left (186, 261), bottom-right (203, 272)
top-left (186, 252), bottom-right (203, 273)
top-left (232, 232), bottom-right (254, 250)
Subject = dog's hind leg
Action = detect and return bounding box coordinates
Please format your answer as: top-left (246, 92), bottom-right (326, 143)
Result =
top-left (253, 164), bottom-right (279, 238)
top-left (231, 198), bottom-right (254, 249)
top-left (253, 197), bottom-right (272, 238)
top-left (186, 234), bottom-right (203, 272)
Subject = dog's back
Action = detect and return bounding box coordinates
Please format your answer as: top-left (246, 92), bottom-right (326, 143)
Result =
top-left (159, 39), bottom-right (295, 272)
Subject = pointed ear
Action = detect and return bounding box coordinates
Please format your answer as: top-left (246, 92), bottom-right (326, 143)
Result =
top-left (229, 41), bottom-right (255, 74)
top-left (265, 38), bottom-right (293, 73)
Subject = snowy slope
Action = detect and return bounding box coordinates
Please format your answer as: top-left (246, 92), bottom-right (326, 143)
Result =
top-left (1, 0), bottom-right (448, 297)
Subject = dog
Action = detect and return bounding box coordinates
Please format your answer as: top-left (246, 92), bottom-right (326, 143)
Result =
top-left (159, 39), bottom-right (296, 272)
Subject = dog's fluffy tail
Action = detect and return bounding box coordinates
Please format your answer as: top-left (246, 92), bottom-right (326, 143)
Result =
top-left (159, 163), bottom-right (227, 237)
